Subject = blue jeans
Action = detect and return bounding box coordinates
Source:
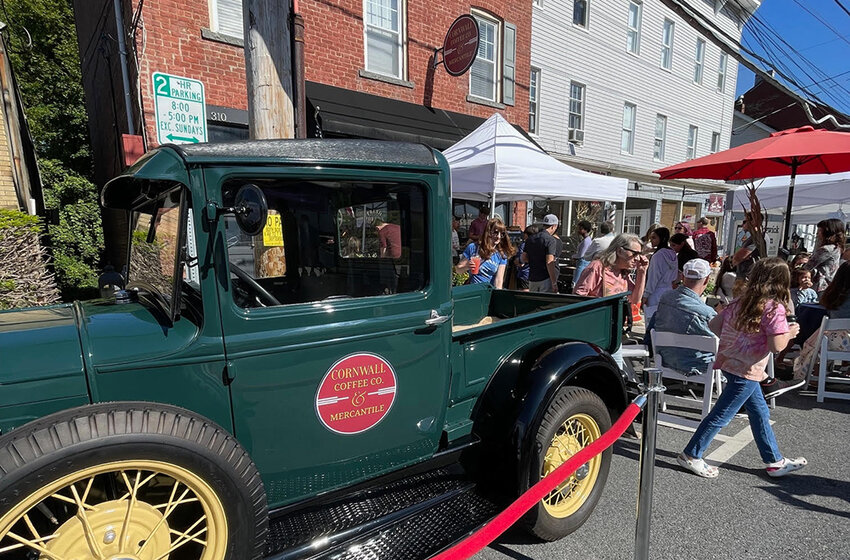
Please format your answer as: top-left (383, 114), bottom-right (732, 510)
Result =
top-left (683, 372), bottom-right (782, 464)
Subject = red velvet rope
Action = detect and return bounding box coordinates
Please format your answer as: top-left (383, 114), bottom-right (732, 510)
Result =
top-left (430, 402), bottom-right (642, 560)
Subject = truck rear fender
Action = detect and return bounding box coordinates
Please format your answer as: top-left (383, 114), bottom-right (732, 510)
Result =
top-left (470, 341), bottom-right (627, 490)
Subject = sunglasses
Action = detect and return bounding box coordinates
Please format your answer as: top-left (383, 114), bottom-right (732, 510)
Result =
top-left (490, 231), bottom-right (504, 237)
top-left (619, 247), bottom-right (642, 257)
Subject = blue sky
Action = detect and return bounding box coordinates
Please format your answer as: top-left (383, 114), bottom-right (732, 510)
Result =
top-left (736, 0), bottom-right (850, 115)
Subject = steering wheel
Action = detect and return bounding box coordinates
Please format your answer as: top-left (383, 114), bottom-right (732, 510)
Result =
top-left (229, 262), bottom-right (281, 307)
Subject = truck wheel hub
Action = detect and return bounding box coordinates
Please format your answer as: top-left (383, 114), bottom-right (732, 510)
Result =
top-left (46, 500), bottom-right (170, 559)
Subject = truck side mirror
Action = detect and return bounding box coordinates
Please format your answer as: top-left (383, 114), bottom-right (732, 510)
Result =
top-left (233, 184), bottom-right (268, 236)
top-left (206, 183), bottom-right (269, 236)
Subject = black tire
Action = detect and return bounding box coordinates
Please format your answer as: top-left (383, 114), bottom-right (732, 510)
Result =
top-left (521, 386), bottom-right (612, 541)
top-left (0, 402), bottom-right (268, 560)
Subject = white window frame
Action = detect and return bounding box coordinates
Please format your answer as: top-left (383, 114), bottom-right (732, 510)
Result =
top-left (661, 19), bottom-right (674, 70)
top-left (469, 11), bottom-right (501, 102)
top-left (653, 114), bottom-right (667, 162)
top-left (568, 81), bottom-right (585, 133)
top-left (711, 131), bottom-right (721, 153)
top-left (693, 39), bottom-right (706, 84)
top-left (717, 52), bottom-right (728, 92)
top-left (627, 1), bottom-right (642, 55)
top-left (210, 0), bottom-right (243, 39)
top-left (687, 125), bottom-right (699, 159)
top-left (529, 68), bottom-right (541, 134)
top-left (363, 0), bottom-right (406, 79)
top-left (621, 103), bottom-right (636, 155)
top-left (573, 0), bottom-right (589, 28)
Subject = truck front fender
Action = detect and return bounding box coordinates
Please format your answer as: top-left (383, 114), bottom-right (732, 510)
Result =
top-left (470, 340), bottom-right (627, 493)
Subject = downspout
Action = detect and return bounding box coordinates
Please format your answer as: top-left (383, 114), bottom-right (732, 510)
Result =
top-left (113, 0), bottom-right (135, 135)
top-left (292, 0), bottom-right (307, 138)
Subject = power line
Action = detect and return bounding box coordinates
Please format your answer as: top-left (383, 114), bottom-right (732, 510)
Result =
top-left (833, 0), bottom-right (850, 19)
top-left (745, 14), bottom-right (850, 111)
top-left (791, 0), bottom-right (850, 48)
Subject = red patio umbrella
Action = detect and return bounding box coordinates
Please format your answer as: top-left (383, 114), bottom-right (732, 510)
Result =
top-left (654, 126), bottom-right (850, 248)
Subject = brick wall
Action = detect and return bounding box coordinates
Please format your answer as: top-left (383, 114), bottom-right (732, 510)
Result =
top-left (135, 0), bottom-right (531, 146)
top-left (0, 113), bottom-right (19, 210)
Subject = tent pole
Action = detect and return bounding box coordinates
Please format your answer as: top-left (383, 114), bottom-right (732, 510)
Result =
top-left (782, 163), bottom-right (797, 250)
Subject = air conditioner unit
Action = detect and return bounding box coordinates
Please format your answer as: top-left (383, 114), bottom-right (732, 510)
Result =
top-left (568, 128), bottom-right (585, 145)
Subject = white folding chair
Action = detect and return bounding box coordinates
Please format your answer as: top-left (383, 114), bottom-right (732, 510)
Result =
top-left (651, 329), bottom-right (721, 430)
top-left (815, 317), bottom-right (850, 403)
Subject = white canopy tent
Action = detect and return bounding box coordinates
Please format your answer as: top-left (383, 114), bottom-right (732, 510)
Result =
top-left (733, 172), bottom-right (850, 224)
top-left (443, 114), bottom-right (628, 208)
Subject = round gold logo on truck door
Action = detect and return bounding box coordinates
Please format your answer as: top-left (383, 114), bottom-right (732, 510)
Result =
top-left (315, 353), bottom-right (397, 434)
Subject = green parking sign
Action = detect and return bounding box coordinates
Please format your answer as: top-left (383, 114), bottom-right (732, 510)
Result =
top-left (153, 72), bottom-right (207, 145)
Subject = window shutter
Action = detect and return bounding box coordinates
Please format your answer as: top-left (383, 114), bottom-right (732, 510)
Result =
top-left (502, 22), bottom-right (516, 106)
top-left (217, 0), bottom-right (244, 39)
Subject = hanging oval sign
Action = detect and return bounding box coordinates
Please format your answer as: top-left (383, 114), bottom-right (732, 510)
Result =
top-left (315, 353), bottom-right (397, 435)
top-left (443, 14), bottom-right (480, 77)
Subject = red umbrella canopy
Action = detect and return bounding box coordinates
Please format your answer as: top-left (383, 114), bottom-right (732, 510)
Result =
top-left (654, 126), bottom-right (850, 180)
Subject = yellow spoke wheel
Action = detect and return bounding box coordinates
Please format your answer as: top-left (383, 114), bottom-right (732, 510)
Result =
top-left (522, 386), bottom-right (612, 541)
top-left (540, 413), bottom-right (602, 518)
top-left (0, 460), bottom-right (228, 560)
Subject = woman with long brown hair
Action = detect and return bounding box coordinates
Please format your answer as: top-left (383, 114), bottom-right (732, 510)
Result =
top-left (805, 218), bottom-right (845, 294)
top-left (679, 258), bottom-right (806, 479)
top-left (456, 218), bottom-right (515, 288)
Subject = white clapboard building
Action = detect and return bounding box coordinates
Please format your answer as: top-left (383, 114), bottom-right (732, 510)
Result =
top-left (529, 0), bottom-right (760, 240)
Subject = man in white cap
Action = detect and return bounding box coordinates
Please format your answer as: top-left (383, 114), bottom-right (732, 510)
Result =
top-left (649, 258), bottom-right (716, 375)
top-left (523, 214), bottom-right (561, 293)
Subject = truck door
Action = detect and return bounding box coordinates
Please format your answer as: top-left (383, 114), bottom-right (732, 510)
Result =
top-left (210, 168), bottom-right (453, 507)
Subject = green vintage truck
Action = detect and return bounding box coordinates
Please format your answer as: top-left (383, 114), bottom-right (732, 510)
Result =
top-left (0, 140), bottom-right (629, 560)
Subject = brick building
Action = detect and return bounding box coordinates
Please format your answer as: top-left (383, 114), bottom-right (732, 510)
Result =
top-left (74, 0), bottom-right (531, 166)
top-left (74, 1), bottom-right (533, 257)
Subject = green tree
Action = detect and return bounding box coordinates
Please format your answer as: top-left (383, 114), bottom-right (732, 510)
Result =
top-left (3, 0), bottom-right (91, 175)
top-left (3, 0), bottom-right (104, 300)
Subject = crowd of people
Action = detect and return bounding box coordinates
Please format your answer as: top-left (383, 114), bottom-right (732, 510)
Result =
top-left (451, 208), bottom-right (850, 481)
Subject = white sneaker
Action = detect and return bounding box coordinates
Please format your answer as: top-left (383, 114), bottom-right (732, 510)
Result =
top-left (766, 457), bottom-right (807, 477)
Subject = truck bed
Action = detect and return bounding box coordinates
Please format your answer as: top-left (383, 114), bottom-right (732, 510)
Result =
top-left (451, 284), bottom-right (623, 351)
top-left (444, 284), bottom-right (625, 442)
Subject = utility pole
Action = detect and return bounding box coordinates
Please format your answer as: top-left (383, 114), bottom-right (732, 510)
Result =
top-left (243, 0), bottom-right (294, 140)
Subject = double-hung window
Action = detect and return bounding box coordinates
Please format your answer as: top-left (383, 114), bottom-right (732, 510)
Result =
top-left (687, 125), bottom-right (699, 159)
top-left (621, 103), bottom-right (636, 155)
top-left (569, 82), bottom-right (585, 132)
top-left (661, 19), bottom-right (674, 70)
top-left (470, 13), bottom-right (499, 101)
top-left (574, 0), bottom-right (589, 28)
top-left (694, 39), bottom-right (705, 84)
top-left (711, 132), bottom-right (721, 153)
top-left (364, 0), bottom-right (404, 79)
top-left (211, 0), bottom-right (243, 39)
top-left (529, 69), bottom-right (541, 134)
top-left (717, 52), bottom-right (728, 92)
top-left (654, 114), bottom-right (667, 161)
top-left (627, 1), bottom-right (641, 55)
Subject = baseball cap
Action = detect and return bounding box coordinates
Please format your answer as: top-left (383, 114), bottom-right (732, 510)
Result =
top-left (542, 214), bottom-right (559, 226)
top-left (682, 258), bottom-right (712, 279)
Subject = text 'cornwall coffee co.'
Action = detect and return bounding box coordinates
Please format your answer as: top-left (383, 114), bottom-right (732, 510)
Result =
top-left (153, 72), bottom-right (208, 145)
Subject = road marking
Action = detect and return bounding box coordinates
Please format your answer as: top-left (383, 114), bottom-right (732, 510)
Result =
top-left (704, 420), bottom-right (775, 464)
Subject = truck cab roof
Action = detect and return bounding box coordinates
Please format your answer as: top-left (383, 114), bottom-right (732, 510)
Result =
top-left (102, 139), bottom-right (444, 209)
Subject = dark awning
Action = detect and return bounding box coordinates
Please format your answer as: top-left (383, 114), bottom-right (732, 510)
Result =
top-left (306, 81), bottom-right (539, 151)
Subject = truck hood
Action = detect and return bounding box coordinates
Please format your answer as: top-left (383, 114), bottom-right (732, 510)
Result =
top-left (0, 304), bottom-right (88, 407)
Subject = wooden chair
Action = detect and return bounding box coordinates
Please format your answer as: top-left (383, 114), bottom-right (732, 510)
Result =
top-left (814, 317), bottom-right (850, 403)
top-left (650, 330), bottom-right (722, 430)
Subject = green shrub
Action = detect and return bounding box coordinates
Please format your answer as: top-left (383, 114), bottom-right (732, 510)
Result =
top-left (39, 158), bottom-right (104, 301)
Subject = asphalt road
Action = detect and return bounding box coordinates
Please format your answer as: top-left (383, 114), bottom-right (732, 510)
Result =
top-left (472, 389), bottom-right (850, 560)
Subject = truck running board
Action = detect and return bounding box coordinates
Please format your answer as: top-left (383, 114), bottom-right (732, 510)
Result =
top-left (264, 466), bottom-right (501, 560)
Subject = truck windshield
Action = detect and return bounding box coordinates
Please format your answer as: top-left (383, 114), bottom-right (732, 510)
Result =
top-left (128, 188), bottom-right (183, 305)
